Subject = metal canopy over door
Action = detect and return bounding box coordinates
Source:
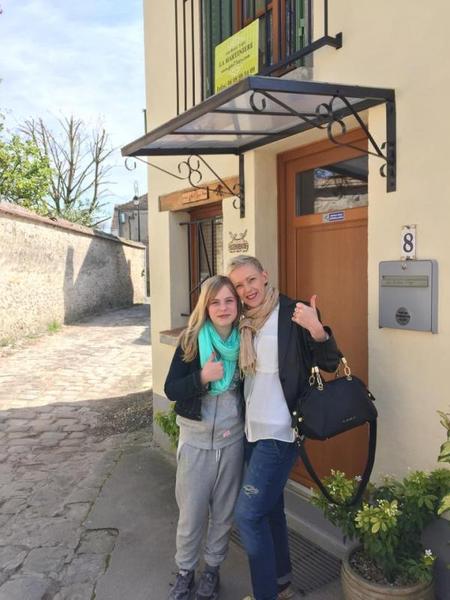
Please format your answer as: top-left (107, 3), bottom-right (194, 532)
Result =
top-left (122, 76), bottom-right (396, 201)
top-left (278, 128), bottom-right (369, 488)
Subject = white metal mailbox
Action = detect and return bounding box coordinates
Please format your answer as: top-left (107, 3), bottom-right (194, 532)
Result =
top-left (379, 260), bottom-right (438, 333)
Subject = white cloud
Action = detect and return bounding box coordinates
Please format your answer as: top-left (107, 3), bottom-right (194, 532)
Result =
top-left (0, 0), bottom-right (147, 219)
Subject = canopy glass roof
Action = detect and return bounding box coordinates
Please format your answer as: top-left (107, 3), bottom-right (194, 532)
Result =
top-left (122, 76), bottom-right (395, 158)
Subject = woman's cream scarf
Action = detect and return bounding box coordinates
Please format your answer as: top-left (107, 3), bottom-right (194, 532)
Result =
top-left (239, 285), bottom-right (279, 376)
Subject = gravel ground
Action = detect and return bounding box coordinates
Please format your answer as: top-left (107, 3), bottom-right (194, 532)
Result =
top-left (92, 390), bottom-right (153, 439)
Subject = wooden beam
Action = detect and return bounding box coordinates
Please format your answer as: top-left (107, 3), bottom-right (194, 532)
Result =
top-left (159, 176), bottom-right (239, 212)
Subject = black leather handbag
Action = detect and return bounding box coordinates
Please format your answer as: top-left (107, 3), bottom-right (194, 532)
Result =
top-left (292, 357), bottom-right (377, 506)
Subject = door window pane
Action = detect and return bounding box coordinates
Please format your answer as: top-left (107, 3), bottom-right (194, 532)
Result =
top-left (295, 155), bottom-right (368, 216)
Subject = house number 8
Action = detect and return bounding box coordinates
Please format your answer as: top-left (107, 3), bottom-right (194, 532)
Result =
top-left (403, 233), bottom-right (414, 253)
top-left (401, 225), bottom-right (416, 260)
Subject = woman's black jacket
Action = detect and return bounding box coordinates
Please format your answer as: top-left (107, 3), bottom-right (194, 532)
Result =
top-left (277, 294), bottom-right (341, 415)
top-left (164, 293), bottom-right (341, 421)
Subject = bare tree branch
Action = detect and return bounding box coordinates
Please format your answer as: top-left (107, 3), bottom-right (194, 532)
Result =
top-left (20, 115), bottom-right (115, 226)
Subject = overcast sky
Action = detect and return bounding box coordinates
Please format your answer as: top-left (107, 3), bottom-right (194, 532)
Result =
top-left (0, 0), bottom-right (147, 228)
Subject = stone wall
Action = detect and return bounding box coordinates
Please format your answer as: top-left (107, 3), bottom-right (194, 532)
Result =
top-left (0, 202), bottom-right (146, 343)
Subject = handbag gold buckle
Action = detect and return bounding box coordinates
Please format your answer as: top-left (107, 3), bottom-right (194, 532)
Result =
top-left (310, 366), bottom-right (324, 390)
top-left (341, 357), bottom-right (352, 380)
top-left (335, 356), bottom-right (352, 380)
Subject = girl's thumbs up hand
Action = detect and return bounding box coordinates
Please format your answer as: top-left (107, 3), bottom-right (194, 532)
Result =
top-left (201, 352), bottom-right (224, 385)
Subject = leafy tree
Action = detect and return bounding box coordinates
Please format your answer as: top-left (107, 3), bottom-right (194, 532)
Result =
top-left (0, 116), bottom-right (52, 210)
top-left (21, 115), bottom-right (114, 227)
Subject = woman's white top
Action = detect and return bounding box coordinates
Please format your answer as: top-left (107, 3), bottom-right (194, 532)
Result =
top-left (244, 303), bottom-right (295, 443)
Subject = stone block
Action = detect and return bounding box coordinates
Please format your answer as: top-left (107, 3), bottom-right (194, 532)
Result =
top-left (76, 529), bottom-right (117, 555)
top-left (61, 554), bottom-right (106, 584)
top-left (0, 497), bottom-right (28, 514)
top-left (22, 546), bottom-right (71, 575)
top-left (0, 518), bottom-right (81, 549)
top-left (0, 575), bottom-right (56, 600)
top-left (63, 425), bottom-right (87, 433)
top-left (4, 419), bottom-right (31, 432)
top-left (62, 503), bottom-right (92, 522)
top-left (0, 546), bottom-right (28, 573)
top-left (53, 583), bottom-right (94, 600)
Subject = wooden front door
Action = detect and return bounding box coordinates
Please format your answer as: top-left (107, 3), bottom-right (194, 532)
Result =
top-left (278, 129), bottom-right (370, 488)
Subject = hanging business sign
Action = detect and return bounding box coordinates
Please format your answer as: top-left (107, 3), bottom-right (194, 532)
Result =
top-left (215, 20), bottom-right (259, 93)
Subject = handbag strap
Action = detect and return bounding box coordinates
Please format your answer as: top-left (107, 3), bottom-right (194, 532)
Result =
top-left (298, 420), bottom-right (377, 507)
top-left (310, 356), bottom-right (351, 389)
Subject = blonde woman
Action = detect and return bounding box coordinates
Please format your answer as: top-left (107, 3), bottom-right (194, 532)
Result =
top-left (227, 256), bottom-right (341, 600)
top-left (164, 275), bottom-right (244, 600)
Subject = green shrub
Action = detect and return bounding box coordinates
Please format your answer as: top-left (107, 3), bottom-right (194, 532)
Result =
top-left (312, 412), bottom-right (450, 585)
top-left (437, 410), bottom-right (450, 515)
top-left (154, 403), bottom-right (179, 448)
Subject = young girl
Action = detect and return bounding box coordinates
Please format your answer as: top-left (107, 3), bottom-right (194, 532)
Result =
top-left (227, 255), bottom-right (341, 600)
top-left (164, 275), bottom-right (244, 600)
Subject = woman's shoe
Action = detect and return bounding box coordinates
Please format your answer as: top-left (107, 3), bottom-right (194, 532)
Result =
top-left (277, 584), bottom-right (295, 599)
top-left (240, 583), bottom-right (295, 600)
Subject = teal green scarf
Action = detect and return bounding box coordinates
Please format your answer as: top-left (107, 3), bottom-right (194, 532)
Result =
top-left (198, 320), bottom-right (240, 395)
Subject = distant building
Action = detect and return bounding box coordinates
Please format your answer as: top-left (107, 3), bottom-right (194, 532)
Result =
top-left (111, 194), bottom-right (149, 295)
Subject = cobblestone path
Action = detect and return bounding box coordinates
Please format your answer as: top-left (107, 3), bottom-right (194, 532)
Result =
top-left (0, 304), bottom-right (152, 600)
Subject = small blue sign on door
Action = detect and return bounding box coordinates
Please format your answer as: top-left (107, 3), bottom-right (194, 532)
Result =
top-left (323, 211), bottom-right (345, 223)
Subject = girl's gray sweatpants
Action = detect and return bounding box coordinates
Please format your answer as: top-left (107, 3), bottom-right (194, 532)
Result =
top-left (175, 439), bottom-right (244, 571)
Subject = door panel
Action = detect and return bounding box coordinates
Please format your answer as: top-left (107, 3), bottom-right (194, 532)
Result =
top-left (290, 210), bottom-right (369, 486)
top-left (278, 130), bottom-right (370, 487)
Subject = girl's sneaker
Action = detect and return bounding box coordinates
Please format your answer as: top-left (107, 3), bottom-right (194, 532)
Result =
top-left (195, 568), bottom-right (220, 600)
top-left (168, 570), bottom-right (195, 600)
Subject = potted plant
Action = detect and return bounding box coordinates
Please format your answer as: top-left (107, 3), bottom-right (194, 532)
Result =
top-left (311, 413), bottom-right (450, 599)
top-left (437, 410), bottom-right (450, 515)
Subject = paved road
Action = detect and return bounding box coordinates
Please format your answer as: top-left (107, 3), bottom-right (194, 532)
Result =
top-left (0, 304), bottom-right (341, 600)
top-left (0, 305), bottom-right (152, 599)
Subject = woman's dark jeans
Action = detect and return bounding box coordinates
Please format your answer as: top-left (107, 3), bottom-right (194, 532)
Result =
top-left (234, 438), bottom-right (299, 600)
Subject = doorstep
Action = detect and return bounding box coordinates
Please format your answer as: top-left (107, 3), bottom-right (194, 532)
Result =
top-left (284, 479), bottom-right (355, 559)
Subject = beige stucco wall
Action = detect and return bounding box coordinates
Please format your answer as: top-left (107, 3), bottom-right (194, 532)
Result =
top-left (144, 2), bottom-right (244, 405)
top-left (0, 203), bottom-right (145, 343)
top-left (144, 1), bottom-right (450, 476)
top-left (311, 0), bottom-right (450, 477)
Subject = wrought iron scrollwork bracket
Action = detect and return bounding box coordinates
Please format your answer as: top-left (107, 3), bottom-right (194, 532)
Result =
top-left (127, 154), bottom-right (245, 217)
top-left (249, 90), bottom-right (396, 193)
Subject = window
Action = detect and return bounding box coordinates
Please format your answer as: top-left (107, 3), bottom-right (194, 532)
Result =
top-left (202, 0), bottom-right (306, 98)
top-left (202, 0), bottom-right (236, 97)
top-left (295, 155), bottom-right (368, 217)
top-left (183, 203), bottom-right (223, 313)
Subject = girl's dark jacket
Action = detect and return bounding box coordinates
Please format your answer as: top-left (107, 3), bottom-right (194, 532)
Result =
top-left (164, 294), bottom-right (341, 422)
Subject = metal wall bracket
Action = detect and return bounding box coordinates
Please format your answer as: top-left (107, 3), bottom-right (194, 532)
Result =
top-left (126, 154), bottom-right (245, 216)
top-left (232, 155), bottom-right (245, 218)
top-left (251, 89), bottom-right (396, 193)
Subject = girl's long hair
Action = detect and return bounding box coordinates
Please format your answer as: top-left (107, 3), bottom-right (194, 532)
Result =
top-left (180, 275), bottom-right (240, 362)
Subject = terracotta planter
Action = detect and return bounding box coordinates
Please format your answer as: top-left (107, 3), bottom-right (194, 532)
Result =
top-left (341, 551), bottom-right (434, 600)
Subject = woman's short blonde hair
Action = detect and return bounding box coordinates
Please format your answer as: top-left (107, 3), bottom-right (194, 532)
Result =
top-left (180, 275), bottom-right (240, 362)
top-left (227, 254), bottom-right (264, 275)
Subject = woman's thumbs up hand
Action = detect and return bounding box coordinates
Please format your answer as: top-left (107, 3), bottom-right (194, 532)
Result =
top-left (292, 294), bottom-right (328, 341)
